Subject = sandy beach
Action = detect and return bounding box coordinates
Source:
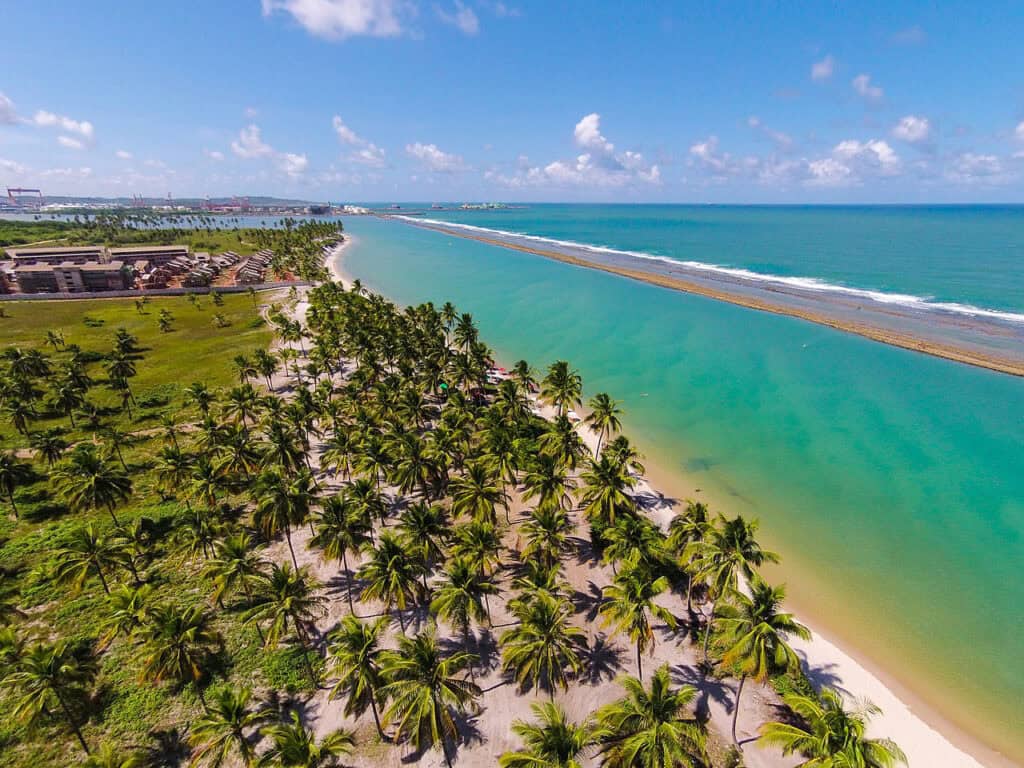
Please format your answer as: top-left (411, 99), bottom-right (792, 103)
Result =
top-left (324, 237), bottom-right (1017, 768)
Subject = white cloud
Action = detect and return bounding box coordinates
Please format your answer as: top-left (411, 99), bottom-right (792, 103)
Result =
top-left (574, 113), bottom-right (614, 154)
top-left (852, 74), bottom-right (883, 102)
top-left (261, 0), bottom-right (406, 40)
top-left (406, 142), bottom-right (469, 172)
top-left (806, 157), bottom-right (853, 187)
top-left (747, 116), bottom-right (793, 149)
top-left (435, 1), bottom-right (479, 35)
top-left (144, 158), bottom-right (167, 169)
top-left (277, 152), bottom-right (309, 177)
top-left (231, 124), bottom-right (274, 158)
top-left (58, 136), bottom-right (86, 150)
top-left (1015, 121), bottom-right (1024, 142)
top-left (39, 166), bottom-right (93, 179)
top-left (945, 153), bottom-right (1010, 184)
top-left (891, 25), bottom-right (926, 45)
top-left (0, 157), bottom-right (27, 175)
top-left (833, 139), bottom-right (900, 173)
top-left (488, 114), bottom-right (659, 189)
top-left (33, 110), bottom-right (95, 140)
top-left (332, 115), bottom-right (387, 167)
top-left (115, 149), bottom-right (133, 160)
top-left (244, 106), bottom-right (259, 119)
top-left (230, 123), bottom-right (307, 178)
top-left (0, 93), bottom-right (18, 124)
top-left (892, 115), bottom-right (931, 143)
top-left (204, 148), bottom-right (225, 161)
top-left (811, 54), bottom-right (835, 82)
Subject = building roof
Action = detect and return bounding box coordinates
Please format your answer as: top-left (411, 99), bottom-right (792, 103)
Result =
top-left (109, 245), bottom-right (189, 254)
top-left (14, 263), bottom-right (58, 273)
top-left (7, 246), bottom-right (104, 260)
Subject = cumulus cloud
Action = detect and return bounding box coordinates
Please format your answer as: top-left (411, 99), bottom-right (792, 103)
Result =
top-left (406, 142), bottom-right (469, 172)
top-left (277, 152), bottom-right (309, 178)
top-left (1015, 121), bottom-right (1024, 142)
top-left (204, 148), bottom-right (225, 161)
top-left (747, 116), bottom-right (793, 149)
top-left (33, 110), bottom-right (95, 140)
top-left (0, 93), bottom-right (18, 124)
top-left (244, 106), bottom-right (259, 119)
top-left (892, 115), bottom-right (930, 143)
top-left (811, 55), bottom-right (835, 82)
top-left (39, 166), bottom-right (93, 180)
top-left (487, 113), bottom-right (659, 189)
top-left (332, 115), bottom-right (387, 166)
top-left (58, 136), bottom-right (86, 150)
top-left (574, 113), bottom-right (615, 154)
top-left (852, 74), bottom-right (883, 102)
top-left (435, 1), bottom-right (479, 35)
top-left (115, 149), bottom-right (133, 160)
top-left (261, 0), bottom-right (406, 40)
top-left (231, 124), bottom-right (274, 158)
top-left (230, 123), bottom-right (307, 178)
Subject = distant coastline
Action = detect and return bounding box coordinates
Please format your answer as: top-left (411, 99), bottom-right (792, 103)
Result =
top-left (395, 216), bottom-right (1024, 378)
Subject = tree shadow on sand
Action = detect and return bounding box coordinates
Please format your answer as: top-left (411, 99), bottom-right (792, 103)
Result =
top-left (579, 632), bottom-right (625, 685)
top-left (570, 580), bottom-right (605, 623)
top-left (671, 663), bottom-right (734, 723)
top-left (796, 649), bottom-right (848, 695)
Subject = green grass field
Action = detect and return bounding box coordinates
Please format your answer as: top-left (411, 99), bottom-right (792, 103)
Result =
top-left (0, 220), bottom-right (263, 255)
top-left (0, 292), bottom-right (290, 767)
top-left (0, 293), bottom-right (274, 449)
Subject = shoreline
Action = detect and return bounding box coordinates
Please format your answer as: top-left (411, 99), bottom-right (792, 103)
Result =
top-left (325, 239), bottom-right (1016, 768)
top-left (397, 218), bottom-right (1024, 379)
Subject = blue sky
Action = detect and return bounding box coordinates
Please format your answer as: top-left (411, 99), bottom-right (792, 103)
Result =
top-left (2, 0), bottom-right (1024, 202)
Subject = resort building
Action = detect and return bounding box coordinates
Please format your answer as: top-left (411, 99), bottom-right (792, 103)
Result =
top-left (6, 245), bottom-right (106, 266)
top-left (54, 261), bottom-right (131, 293)
top-left (108, 245), bottom-right (190, 267)
top-left (13, 264), bottom-right (61, 293)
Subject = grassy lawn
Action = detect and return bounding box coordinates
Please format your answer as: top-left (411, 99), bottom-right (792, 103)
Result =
top-left (0, 293), bottom-right (274, 448)
top-left (0, 220), bottom-right (265, 255)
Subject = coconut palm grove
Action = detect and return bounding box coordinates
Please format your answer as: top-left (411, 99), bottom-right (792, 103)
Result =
top-left (0, 222), bottom-right (907, 767)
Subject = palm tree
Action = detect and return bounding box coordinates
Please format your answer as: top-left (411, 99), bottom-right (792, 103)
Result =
top-left (758, 687), bottom-right (906, 767)
top-left (357, 532), bottom-right (422, 631)
top-left (49, 382), bottom-right (86, 426)
top-left (540, 361), bottom-right (582, 417)
top-left (31, 428), bottom-right (68, 467)
top-left (431, 557), bottom-right (498, 657)
top-left (253, 467), bottom-right (313, 568)
top-left (4, 639), bottom-right (95, 755)
top-left (100, 583), bottom-right (156, 648)
top-left (450, 460), bottom-right (505, 524)
top-left (523, 454), bottom-right (576, 512)
top-left (381, 629), bottom-right (481, 768)
top-left (51, 444), bottom-right (133, 526)
top-left (520, 505), bottom-right (574, 570)
top-left (594, 664), bottom-right (706, 768)
top-left (584, 393), bottom-right (623, 457)
top-left (188, 685), bottom-right (270, 767)
top-left (0, 451), bottom-right (34, 519)
top-left (501, 591), bottom-right (585, 696)
top-left (580, 454), bottom-right (637, 525)
top-left (326, 615), bottom-right (389, 739)
top-left (717, 579), bottom-right (810, 745)
top-left (396, 500), bottom-right (450, 589)
top-left (599, 565), bottom-right (676, 680)
top-left (83, 742), bottom-right (143, 768)
top-left (202, 533), bottom-right (267, 607)
top-left (137, 604), bottom-right (221, 692)
top-left (184, 381), bottom-right (216, 416)
top-left (311, 493), bottom-right (371, 614)
top-left (666, 501), bottom-right (712, 612)
top-left (259, 711), bottom-right (355, 767)
top-left (244, 563), bottom-right (326, 685)
top-left (54, 524), bottom-right (120, 594)
top-left (685, 514), bottom-right (778, 661)
top-left (499, 701), bottom-right (595, 768)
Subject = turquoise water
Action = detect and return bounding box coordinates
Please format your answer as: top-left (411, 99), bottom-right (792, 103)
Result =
top-left (341, 212), bottom-right (1024, 762)
top-left (422, 204), bottom-right (1024, 315)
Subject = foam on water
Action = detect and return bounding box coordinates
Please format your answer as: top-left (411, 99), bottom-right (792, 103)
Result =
top-left (400, 215), bottom-right (1024, 325)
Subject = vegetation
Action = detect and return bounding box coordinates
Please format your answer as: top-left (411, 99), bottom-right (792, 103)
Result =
top-left (0, 275), bottom-right (905, 767)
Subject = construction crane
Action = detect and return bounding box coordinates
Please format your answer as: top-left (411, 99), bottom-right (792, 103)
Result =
top-left (6, 188), bottom-right (44, 207)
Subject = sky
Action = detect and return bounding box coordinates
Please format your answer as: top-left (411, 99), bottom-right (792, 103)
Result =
top-left (2, 0), bottom-right (1024, 203)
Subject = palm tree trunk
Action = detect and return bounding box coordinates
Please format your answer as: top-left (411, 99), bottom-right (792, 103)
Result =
top-left (7, 490), bottom-right (17, 519)
top-left (636, 639), bottom-right (643, 680)
top-left (343, 551), bottom-right (356, 615)
top-left (732, 675), bottom-right (747, 746)
top-left (54, 687), bottom-right (89, 755)
top-left (369, 693), bottom-right (386, 740)
top-left (105, 502), bottom-right (121, 527)
top-left (702, 597), bottom-right (720, 663)
top-left (284, 524), bottom-right (298, 569)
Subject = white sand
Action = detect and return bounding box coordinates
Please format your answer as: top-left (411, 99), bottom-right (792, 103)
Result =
top-left (302, 238), bottom-right (1008, 768)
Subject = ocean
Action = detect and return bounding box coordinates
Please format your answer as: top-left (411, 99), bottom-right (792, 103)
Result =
top-left (339, 206), bottom-right (1024, 763)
